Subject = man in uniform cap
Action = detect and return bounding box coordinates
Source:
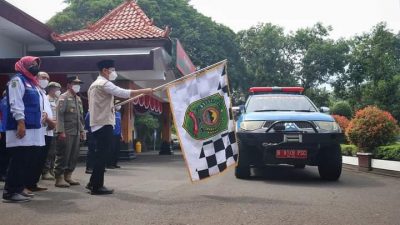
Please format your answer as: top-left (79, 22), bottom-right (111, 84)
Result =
top-left (41, 81), bottom-right (61, 180)
top-left (86, 59), bottom-right (152, 195)
top-left (54, 76), bottom-right (84, 187)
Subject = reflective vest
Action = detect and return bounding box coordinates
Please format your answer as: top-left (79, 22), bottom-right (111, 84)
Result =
top-left (6, 74), bottom-right (42, 130)
top-left (0, 97), bottom-right (7, 132)
top-left (113, 111), bottom-right (121, 136)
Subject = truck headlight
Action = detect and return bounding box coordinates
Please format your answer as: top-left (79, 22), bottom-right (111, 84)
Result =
top-left (240, 121), bottom-right (264, 131)
top-left (314, 121), bottom-right (341, 132)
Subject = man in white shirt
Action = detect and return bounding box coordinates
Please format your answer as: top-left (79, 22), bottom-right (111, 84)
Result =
top-left (87, 59), bottom-right (152, 195)
top-left (23, 72), bottom-right (55, 193)
top-left (42, 81), bottom-right (61, 180)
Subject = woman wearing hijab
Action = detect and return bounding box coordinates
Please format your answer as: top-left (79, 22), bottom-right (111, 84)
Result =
top-left (2, 56), bottom-right (46, 203)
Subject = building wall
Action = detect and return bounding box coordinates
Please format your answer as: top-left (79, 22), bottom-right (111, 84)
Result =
top-left (0, 34), bottom-right (24, 58)
top-left (60, 48), bottom-right (155, 56)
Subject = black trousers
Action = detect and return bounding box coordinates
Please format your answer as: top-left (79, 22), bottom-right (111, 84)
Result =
top-left (0, 132), bottom-right (10, 178)
top-left (107, 135), bottom-right (121, 167)
top-left (86, 132), bottom-right (96, 170)
top-left (25, 136), bottom-right (52, 189)
top-left (3, 146), bottom-right (38, 197)
top-left (90, 125), bottom-right (113, 190)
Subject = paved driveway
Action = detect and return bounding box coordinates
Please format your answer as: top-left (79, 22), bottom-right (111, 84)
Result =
top-left (1, 152), bottom-right (399, 225)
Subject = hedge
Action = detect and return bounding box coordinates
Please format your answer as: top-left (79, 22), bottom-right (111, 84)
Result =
top-left (374, 144), bottom-right (400, 161)
top-left (341, 144), bottom-right (358, 156)
top-left (340, 144), bottom-right (400, 161)
top-left (331, 101), bottom-right (353, 119)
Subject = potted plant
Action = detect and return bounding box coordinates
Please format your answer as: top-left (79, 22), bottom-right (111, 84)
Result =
top-left (346, 106), bottom-right (399, 171)
top-left (356, 150), bottom-right (373, 171)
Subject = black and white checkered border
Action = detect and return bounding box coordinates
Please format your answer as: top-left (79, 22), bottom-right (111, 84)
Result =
top-left (196, 131), bottom-right (238, 180)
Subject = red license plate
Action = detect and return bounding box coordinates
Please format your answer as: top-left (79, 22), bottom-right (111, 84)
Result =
top-left (276, 150), bottom-right (307, 159)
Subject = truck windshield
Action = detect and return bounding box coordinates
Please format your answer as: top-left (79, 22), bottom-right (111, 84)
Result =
top-left (246, 95), bottom-right (317, 113)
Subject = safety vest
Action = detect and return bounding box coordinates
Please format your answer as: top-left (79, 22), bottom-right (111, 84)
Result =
top-left (0, 97), bottom-right (7, 132)
top-left (6, 73), bottom-right (42, 130)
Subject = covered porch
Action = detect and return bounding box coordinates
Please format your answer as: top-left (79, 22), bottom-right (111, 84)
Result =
top-left (0, 0), bottom-right (196, 158)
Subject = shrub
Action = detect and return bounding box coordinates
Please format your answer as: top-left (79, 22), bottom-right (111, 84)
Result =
top-left (341, 144), bottom-right (358, 156)
top-left (374, 144), bottom-right (400, 161)
top-left (332, 114), bottom-right (350, 132)
top-left (346, 106), bottom-right (399, 152)
top-left (331, 101), bottom-right (353, 119)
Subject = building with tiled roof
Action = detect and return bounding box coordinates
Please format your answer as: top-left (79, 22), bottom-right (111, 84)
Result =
top-left (53, 0), bottom-right (170, 42)
top-left (0, 0), bottom-right (194, 156)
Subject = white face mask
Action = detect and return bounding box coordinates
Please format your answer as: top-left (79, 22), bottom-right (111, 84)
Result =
top-left (55, 90), bottom-right (61, 97)
top-left (39, 79), bottom-right (49, 89)
top-left (72, 85), bottom-right (80, 93)
top-left (115, 105), bottom-right (121, 111)
top-left (109, 71), bottom-right (118, 81)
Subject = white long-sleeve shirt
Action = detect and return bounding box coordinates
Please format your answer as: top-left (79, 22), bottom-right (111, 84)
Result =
top-left (41, 89), bottom-right (54, 137)
top-left (6, 76), bottom-right (45, 147)
top-left (91, 75), bottom-right (131, 132)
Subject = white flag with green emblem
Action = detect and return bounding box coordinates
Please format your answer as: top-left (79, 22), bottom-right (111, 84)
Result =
top-left (166, 61), bottom-right (238, 182)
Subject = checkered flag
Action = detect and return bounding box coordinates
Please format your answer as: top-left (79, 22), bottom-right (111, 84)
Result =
top-left (167, 61), bottom-right (238, 181)
top-left (196, 131), bottom-right (238, 180)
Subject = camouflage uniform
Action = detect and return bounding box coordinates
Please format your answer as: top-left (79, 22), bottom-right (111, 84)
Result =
top-left (54, 89), bottom-right (84, 186)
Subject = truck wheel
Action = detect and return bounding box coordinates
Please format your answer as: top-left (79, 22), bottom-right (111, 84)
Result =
top-left (318, 144), bottom-right (342, 181)
top-left (235, 166), bottom-right (251, 179)
top-left (235, 140), bottom-right (251, 179)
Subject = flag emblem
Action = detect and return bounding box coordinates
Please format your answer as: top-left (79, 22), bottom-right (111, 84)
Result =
top-left (183, 93), bottom-right (228, 140)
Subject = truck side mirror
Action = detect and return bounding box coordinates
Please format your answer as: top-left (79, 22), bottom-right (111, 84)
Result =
top-left (239, 105), bottom-right (245, 114)
top-left (320, 107), bottom-right (330, 114)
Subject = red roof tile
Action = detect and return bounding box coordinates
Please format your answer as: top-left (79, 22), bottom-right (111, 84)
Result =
top-left (53, 0), bottom-right (169, 42)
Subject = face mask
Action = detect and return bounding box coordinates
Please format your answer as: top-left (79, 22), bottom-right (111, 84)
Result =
top-left (55, 90), bottom-right (61, 97)
top-left (28, 65), bottom-right (40, 76)
top-left (72, 85), bottom-right (80, 93)
top-left (39, 79), bottom-right (49, 89)
top-left (109, 71), bottom-right (118, 81)
top-left (115, 106), bottom-right (121, 111)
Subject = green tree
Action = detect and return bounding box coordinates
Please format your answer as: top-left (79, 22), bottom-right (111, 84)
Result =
top-left (138, 0), bottom-right (246, 96)
top-left (237, 23), bottom-right (296, 88)
top-left (304, 87), bottom-right (331, 108)
top-left (47, 0), bottom-right (246, 102)
top-left (47, 0), bottom-right (124, 33)
top-left (288, 23), bottom-right (349, 91)
top-left (333, 23), bottom-right (400, 119)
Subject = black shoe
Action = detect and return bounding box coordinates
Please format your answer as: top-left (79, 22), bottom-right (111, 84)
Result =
top-left (27, 186), bottom-right (48, 192)
top-left (85, 183), bottom-right (93, 191)
top-left (3, 193), bottom-right (31, 203)
top-left (106, 165), bottom-right (116, 169)
top-left (0, 175), bottom-right (6, 182)
top-left (113, 165), bottom-right (121, 169)
top-left (85, 168), bottom-right (93, 174)
top-left (21, 191), bottom-right (34, 198)
top-left (91, 186), bottom-right (114, 195)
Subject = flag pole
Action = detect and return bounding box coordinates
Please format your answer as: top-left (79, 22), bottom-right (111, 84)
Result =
top-left (114, 59), bottom-right (227, 107)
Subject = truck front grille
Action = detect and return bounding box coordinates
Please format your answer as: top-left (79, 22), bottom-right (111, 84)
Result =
top-left (263, 121), bottom-right (315, 129)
